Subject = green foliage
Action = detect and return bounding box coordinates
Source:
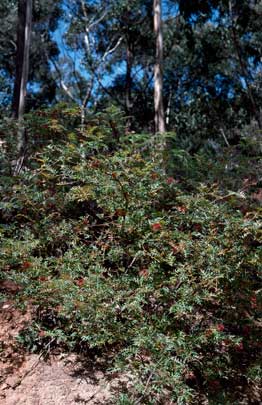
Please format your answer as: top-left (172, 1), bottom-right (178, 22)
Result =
top-left (0, 103), bottom-right (127, 175)
top-left (0, 109), bottom-right (261, 404)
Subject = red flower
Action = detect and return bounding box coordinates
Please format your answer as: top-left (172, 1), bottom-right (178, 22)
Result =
top-left (22, 261), bottom-right (32, 269)
top-left (177, 206), bottom-right (187, 214)
top-left (221, 339), bottom-right (231, 348)
top-left (90, 159), bottom-right (101, 168)
top-left (250, 296), bottom-right (257, 309)
top-left (185, 371), bottom-right (196, 381)
top-left (235, 342), bottom-right (244, 352)
top-left (151, 223), bottom-right (162, 232)
top-left (169, 241), bottom-right (185, 255)
top-left (75, 278), bottom-right (85, 287)
top-left (139, 268), bottom-right (149, 278)
top-left (166, 177), bottom-right (175, 185)
top-left (39, 276), bottom-right (48, 282)
top-left (217, 324), bottom-right (225, 332)
top-left (82, 217), bottom-right (89, 225)
top-left (171, 244), bottom-right (180, 254)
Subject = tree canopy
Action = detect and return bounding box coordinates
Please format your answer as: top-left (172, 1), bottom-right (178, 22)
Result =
top-left (0, 0), bottom-right (261, 142)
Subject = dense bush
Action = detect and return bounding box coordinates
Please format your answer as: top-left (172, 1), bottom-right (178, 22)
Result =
top-left (0, 110), bottom-right (261, 404)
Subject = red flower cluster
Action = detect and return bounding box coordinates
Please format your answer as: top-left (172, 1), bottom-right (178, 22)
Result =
top-left (38, 276), bottom-right (48, 282)
top-left (139, 268), bottom-right (149, 278)
top-left (75, 278), bottom-right (85, 287)
top-left (166, 177), bottom-right (175, 185)
top-left (177, 206), bottom-right (187, 214)
top-left (235, 342), bottom-right (244, 352)
top-left (216, 324), bottom-right (225, 332)
top-left (151, 222), bottom-right (162, 232)
top-left (22, 261), bottom-right (32, 269)
top-left (250, 295), bottom-right (257, 309)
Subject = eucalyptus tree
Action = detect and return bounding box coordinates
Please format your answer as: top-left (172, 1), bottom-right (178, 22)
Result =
top-left (52, 0), bottom-right (113, 126)
top-left (153, 0), bottom-right (165, 133)
top-left (0, 0), bottom-right (62, 172)
top-left (12, 0), bottom-right (32, 119)
top-left (164, 0), bottom-right (262, 149)
top-left (12, 0), bottom-right (32, 174)
top-left (59, 0), bottom-right (154, 130)
top-left (0, 0), bottom-right (62, 114)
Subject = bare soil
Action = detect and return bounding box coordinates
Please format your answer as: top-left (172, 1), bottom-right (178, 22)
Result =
top-left (0, 301), bottom-right (126, 405)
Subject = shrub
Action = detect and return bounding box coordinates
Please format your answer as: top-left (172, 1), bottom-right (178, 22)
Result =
top-left (0, 110), bottom-right (261, 404)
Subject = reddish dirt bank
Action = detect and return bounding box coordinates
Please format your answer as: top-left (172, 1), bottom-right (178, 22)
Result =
top-left (0, 301), bottom-right (124, 405)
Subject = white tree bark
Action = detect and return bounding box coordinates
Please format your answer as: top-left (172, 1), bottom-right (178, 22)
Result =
top-left (13, 0), bottom-right (32, 174)
top-left (154, 0), bottom-right (165, 133)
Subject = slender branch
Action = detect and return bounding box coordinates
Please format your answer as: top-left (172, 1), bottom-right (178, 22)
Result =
top-left (102, 36), bottom-right (123, 61)
top-left (220, 128), bottom-right (230, 147)
top-left (49, 56), bottom-right (76, 103)
top-left (80, 0), bottom-right (108, 55)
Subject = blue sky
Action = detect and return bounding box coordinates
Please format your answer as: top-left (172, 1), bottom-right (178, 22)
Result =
top-left (50, 0), bottom-right (179, 98)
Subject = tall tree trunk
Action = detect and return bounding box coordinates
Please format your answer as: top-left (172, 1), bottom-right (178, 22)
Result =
top-left (12, 0), bottom-right (32, 174)
top-left (125, 46), bottom-right (133, 112)
top-left (125, 41), bottom-right (133, 131)
top-left (153, 0), bottom-right (165, 133)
